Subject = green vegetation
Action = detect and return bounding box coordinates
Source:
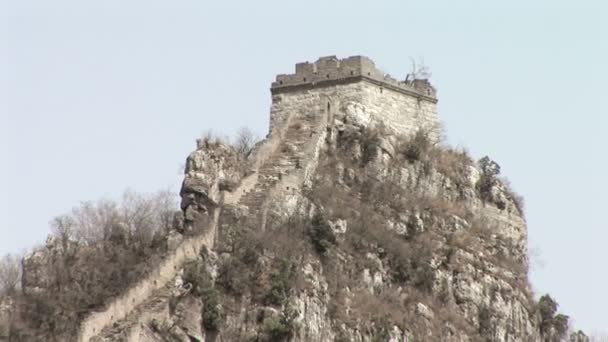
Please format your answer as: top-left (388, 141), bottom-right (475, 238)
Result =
top-left (307, 213), bottom-right (336, 255)
top-left (265, 258), bottom-right (297, 306)
top-left (183, 260), bottom-right (222, 332)
top-left (216, 257), bottom-right (248, 296)
top-left (256, 307), bottom-right (298, 342)
top-left (538, 294), bottom-right (569, 342)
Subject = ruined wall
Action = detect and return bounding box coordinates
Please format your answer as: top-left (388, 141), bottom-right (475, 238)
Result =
top-left (77, 222), bottom-right (217, 342)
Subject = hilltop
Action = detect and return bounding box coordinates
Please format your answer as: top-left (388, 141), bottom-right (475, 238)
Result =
top-left (0, 56), bottom-right (584, 342)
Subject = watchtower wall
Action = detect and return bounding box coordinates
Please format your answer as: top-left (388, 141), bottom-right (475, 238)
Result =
top-left (269, 56), bottom-right (440, 140)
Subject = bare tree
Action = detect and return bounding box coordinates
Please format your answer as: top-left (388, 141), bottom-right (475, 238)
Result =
top-left (153, 189), bottom-right (179, 233)
top-left (405, 57), bottom-right (432, 82)
top-left (52, 189), bottom-right (178, 245)
top-left (120, 189), bottom-right (177, 241)
top-left (51, 215), bottom-right (75, 245)
top-left (233, 126), bottom-right (257, 159)
top-left (0, 254), bottom-right (21, 295)
top-left (69, 198), bottom-right (119, 244)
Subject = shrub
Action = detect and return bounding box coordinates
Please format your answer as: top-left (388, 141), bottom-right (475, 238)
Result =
top-left (538, 294), bottom-right (570, 341)
top-left (433, 146), bottom-right (474, 189)
top-left (400, 129), bottom-right (433, 163)
top-left (538, 294), bottom-right (558, 332)
top-left (412, 261), bottom-right (436, 293)
top-left (308, 213), bottom-right (336, 255)
top-left (216, 257), bottom-right (248, 296)
top-left (182, 261), bottom-right (211, 297)
top-left (265, 258), bottom-right (296, 306)
top-left (201, 287), bottom-right (221, 332)
top-left (475, 173), bottom-right (496, 204)
top-left (182, 261), bottom-right (221, 331)
top-left (257, 307), bottom-right (297, 342)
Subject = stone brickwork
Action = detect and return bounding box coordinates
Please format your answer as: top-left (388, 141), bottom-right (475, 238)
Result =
top-left (269, 56), bottom-right (440, 140)
top-left (272, 56), bottom-right (436, 100)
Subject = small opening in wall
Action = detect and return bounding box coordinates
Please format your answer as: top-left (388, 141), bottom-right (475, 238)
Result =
top-left (326, 74), bottom-right (330, 78)
top-left (327, 102), bottom-right (331, 113)
top-left (350, 70), bottom-right (354, 75)
top-left (303, 77), bottom-right (306, 81)
top-left (380, 87), bottom-right (383, 94)
top-left (279, 81), bottom-right (283, 85)
top-left (367, 72), bottom-right (371, 76)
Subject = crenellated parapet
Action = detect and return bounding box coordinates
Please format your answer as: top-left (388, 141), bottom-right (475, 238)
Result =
top-left (271, 55), bottom-right (437, 102)
top-left (269, 55), bottom-right (440, 141)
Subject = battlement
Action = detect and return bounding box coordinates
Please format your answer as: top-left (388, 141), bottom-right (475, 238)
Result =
top-left (271, 55), bottom-right (437, 102)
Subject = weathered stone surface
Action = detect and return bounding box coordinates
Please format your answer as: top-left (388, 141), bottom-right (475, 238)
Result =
top-left (180, 139), bottom-right (242, 231)
top-left (172, 295), bottom-right (204, 340)
top-left (271, 81), bottom-right (439, 145)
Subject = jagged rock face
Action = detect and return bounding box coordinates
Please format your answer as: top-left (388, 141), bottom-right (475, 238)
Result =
top-left (150, 116), bottom-right (541, 341)
top-left (13, 111), bottom-right (541, 342)
top-left (180, 138), bottom-right (243, 232)
top-left (314, 121), bottom-right (536, 341)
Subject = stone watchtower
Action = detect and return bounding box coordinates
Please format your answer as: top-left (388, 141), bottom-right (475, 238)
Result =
top-left (268, 55), bottom-right (439, 139)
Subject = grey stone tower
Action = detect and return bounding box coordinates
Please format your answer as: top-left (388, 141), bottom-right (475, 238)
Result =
top-left (269, 55), bottom-right (439, 139)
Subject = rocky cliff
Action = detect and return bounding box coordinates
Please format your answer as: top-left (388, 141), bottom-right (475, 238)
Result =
top-left (1, 56), bottom-right (582, 342)
top-left (88, 108), bottom-right (545, 341)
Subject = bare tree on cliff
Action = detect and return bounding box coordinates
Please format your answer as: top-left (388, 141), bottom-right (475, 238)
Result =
top-left (234, 126), bottom-right (258, 159)
top-left (0, 254), bottom-right (21, 295)
top-left (405, 57), bottom-right (432, 82)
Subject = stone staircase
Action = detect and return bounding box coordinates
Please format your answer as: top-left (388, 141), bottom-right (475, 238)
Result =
top-left (96, 287), bottom-right (172, 341)
top-left (239, 113), bottom-right (320, 214)
top-left (79, 110), bottom-right (329, 341)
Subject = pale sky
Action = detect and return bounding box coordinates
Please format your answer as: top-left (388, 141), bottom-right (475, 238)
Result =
top-left (1, 0), bottom-right (606, 334)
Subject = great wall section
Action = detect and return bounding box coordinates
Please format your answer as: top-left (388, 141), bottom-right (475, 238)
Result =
top-left (76, 55), bottom-right (440, 341)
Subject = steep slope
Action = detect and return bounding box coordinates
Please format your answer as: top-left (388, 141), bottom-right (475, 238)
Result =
top-left (99, 107), bottom-right (547, 341)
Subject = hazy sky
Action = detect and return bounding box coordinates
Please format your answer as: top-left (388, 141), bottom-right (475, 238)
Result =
top-left (1, 0), bottom-right (607, 333)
